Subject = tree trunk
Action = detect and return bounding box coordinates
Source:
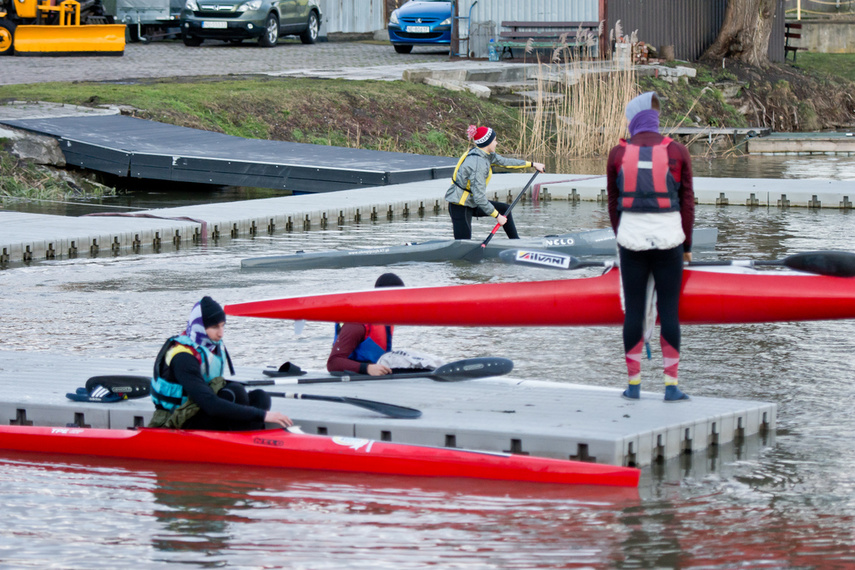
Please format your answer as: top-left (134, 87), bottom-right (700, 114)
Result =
top-left (702, 0), bottom-right (776, 67)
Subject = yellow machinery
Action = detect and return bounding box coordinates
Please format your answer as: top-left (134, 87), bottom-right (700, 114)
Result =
top-left (0, 0), bottom-right (125, 55)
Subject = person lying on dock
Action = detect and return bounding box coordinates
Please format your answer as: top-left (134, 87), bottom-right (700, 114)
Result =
top-left (327, 273), bottom-right (443, 376)
top-left (149, 296), bottom-right (293, 430)
top-left (446, 125), bottom-right (545, 240)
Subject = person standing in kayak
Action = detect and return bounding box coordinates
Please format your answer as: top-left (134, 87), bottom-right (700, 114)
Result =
top-left (149, 296), bottom-right (293, 430)
top-left (327, 273), bottom-right (442, 376)
top-left (446, 125), bottom-right (545, 240)
top-left (606, 92), bottom-right (694, 402)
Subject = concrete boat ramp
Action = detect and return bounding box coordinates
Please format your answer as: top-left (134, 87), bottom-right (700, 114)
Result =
top-left (0, 350), bottom-right (775, 475)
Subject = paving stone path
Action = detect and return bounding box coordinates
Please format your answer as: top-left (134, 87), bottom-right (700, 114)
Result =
top-left (1, 41), bottom-right (452, 85)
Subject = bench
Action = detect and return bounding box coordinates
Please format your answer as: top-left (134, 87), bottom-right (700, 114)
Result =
top-left (785, 22), bottom-right (807, 62)
top-left (496, 21), bottom-right (599, 60)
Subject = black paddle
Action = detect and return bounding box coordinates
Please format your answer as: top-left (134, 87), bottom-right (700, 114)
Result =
top-left (498, 249), bottom-right (855, 278)
top-left (481, 171), bottom-right (541, 248)
top-left (249, 357), bottom-right (513, 384)
top-left (461, 171), bottom-right (541, 262)
top-left (84, 375), bottom-right (422, 419)
top-left (263, 392), bottom-right (422, 419)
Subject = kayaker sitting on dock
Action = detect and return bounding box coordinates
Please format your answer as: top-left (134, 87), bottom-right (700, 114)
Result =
top-left (607, 92), bottom-right (694, 402)
top-left (328, 273), bottom-right (443, 376)
top-left (446, 125), bottom-right (545, 240)
top-left (149, 296), bottom-right (293, 430)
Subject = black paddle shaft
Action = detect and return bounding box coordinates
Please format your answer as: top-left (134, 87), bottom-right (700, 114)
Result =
top-left (265, 392), bottom-right (422, 419)
top-left (481, 170), bottom-right (541, 248)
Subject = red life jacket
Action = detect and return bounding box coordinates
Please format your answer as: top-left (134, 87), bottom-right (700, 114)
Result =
top-left (333, 323), bottom-right (393, 364)
top-left (617, 137), bottom-right (680, 213)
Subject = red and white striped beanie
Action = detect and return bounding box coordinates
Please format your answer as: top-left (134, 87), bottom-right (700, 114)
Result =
top-left (472, 126), bottom-right (496, 148)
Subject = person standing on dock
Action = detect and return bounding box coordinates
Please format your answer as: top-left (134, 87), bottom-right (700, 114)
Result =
top-left (445, 125), bottom-right (545, 240)
top-left (606, 92), bottom-right (694, 402)
top-left (328, 273), bottom-right (443, 376)
top-left (149, 296), bottom-right (293, 430)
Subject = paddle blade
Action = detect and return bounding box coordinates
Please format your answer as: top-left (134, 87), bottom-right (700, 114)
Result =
top-left (431, 357), bottom-right (514, 381)
top-left (782, 251), bottom-right (855, 277)
top-left (498, 249), bottom-right (579, 270)
top-left (267, 392), bottom-right (422, 419)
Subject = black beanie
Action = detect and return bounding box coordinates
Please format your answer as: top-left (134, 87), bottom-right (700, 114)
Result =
top-left (200, 296), bottom-right (226, 328)
top-left (374, 273), bottom-right (404, 288)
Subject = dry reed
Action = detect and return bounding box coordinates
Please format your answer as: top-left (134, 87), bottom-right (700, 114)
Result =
top-left (516, 24), bottom-right (638, 159)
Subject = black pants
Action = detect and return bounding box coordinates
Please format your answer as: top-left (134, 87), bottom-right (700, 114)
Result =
top-left (182, 382), bottom-right (271, 431)
top-left (618, 245), bottom-right (684, 354)
top-left (448, 201), bottom-right (519, 240)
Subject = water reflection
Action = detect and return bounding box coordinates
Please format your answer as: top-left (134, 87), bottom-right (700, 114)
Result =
top-left (0, 451), bottom-right (642, 568)
top-left (549, 154), bottom-right (855, 181)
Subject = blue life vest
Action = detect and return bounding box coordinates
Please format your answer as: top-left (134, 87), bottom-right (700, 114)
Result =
top-left (617, 137), bottom-right (680, 213)
top-left (333, 323), bottom-right (392, 364)
top-left (151, 334), bottom-right (226, 411)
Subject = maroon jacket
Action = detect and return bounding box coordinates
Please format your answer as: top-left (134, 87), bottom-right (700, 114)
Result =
top-left (606, 131), bottom-right (695, 252)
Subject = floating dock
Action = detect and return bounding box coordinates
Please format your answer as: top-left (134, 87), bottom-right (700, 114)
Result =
top-left (2, 172), bottom-right (854, 266)
top-left (0, 115), bottom-right (457, 193)
top-left (0, 351), bottom-right (775, 469)
top-left (747, 131), bottom-right (855, 155)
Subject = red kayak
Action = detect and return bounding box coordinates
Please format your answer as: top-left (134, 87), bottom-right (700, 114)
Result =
top-left (225, 267), bottom-right (855, 327)
top-left (0, 426), bottom-right (640, 487)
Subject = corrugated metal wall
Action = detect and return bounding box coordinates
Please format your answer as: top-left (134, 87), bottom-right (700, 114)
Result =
top-left (457, 0), bottom-right (600, 58)
top-left (319, 0), bottom-right (385, 34)
top-left (606, 0), bottom-right (726, 61)
top-left (606, 0), bottom-right (785, 63)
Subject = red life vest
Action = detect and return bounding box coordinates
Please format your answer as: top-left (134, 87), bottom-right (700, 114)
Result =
top-left (617, 137), bottom-right (680, 213)
top-left (333, 323), bottom-right (393, 364)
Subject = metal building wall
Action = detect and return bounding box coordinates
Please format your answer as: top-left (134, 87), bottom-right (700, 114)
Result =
top-left (606, 0), bottom-right (785, 63)
top-left (605, 0), bottom-right (726, 61)
top-left (457, 0), bottom-right (601, 58)
top-left (318, 0), bottom-right (386, 35)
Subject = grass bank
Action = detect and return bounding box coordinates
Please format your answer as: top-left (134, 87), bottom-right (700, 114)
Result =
top-left (0, 77), bottom-right (518, 156)
top-left (0, 139), bottom-right (116, 201)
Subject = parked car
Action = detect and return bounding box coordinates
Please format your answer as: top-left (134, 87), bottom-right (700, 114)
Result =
top-left (180, 0), bottom-right (320, 47)
top-left (387, 0), bottom-right (451, 54)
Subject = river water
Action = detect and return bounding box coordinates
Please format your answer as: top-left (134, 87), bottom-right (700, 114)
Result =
top-left (1, 154), bottom-right (855, 569)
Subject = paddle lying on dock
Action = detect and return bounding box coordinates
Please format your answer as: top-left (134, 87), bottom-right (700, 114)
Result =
top-left (248, 357), bottom-right (514, 384)
top-left (83, 375), bottom-right (422, 419)
top-left (264, 392), bottom-right (422, 419)
top-left (498, 249), bottom-right (855, 277)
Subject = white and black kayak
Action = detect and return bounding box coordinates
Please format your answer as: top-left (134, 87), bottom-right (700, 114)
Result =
top-left (241, 227), bottom-right (718, 271)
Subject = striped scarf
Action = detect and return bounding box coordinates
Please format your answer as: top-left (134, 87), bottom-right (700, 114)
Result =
top-left (184, 300), bottom-right (235, 375)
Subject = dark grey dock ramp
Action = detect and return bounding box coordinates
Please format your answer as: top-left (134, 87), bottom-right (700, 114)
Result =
top-left (0, 115), bottom-right (458, 193)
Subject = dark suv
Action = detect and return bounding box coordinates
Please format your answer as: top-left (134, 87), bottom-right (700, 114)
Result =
top-left (180, 0), bottom-right (321, 47)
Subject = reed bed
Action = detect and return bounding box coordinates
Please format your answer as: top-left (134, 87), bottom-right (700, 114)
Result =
top-left (517, 34), bottom-right (637, 159)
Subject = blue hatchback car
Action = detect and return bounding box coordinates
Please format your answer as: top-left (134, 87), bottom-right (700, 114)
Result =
top-left (388, 0), bottom-right (451, 54)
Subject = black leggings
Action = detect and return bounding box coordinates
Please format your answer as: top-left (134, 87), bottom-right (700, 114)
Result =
top-left (618, 245), bottom-right (684, 354)
top-left (448, 201), bottom-right (519, 240)
top-left (182, 382), bottom-right (271, 431)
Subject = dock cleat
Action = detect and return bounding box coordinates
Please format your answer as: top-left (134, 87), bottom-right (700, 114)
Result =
top-left (622, 384), bottom-right (641, 400)
top-left (664, 385), bottom-right (690, 402)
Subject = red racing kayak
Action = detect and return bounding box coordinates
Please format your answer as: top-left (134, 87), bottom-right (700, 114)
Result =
top-left (0, 425), bottom-right (640, 487)
top-left (225, 267), bottom-right (855, 327)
